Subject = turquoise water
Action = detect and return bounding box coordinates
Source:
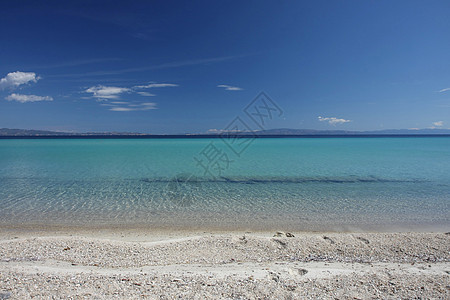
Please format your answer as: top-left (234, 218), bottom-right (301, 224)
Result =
top-left (0, 137), bottom-right (449, 231)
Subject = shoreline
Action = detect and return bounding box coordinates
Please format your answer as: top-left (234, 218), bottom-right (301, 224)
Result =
top-left (1, 220), bottom-right (449, 238)
top-left (1, 230), bottom-right (448, 298)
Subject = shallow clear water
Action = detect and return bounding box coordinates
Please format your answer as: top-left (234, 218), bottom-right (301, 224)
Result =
top-left (0, 137), bottom-right (449, 231)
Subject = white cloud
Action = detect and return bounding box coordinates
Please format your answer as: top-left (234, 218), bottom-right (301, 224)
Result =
top-left (0, 71), bottom-right (40, 90)
top-left (141, 102), bottom-right (157, 108)
top-left (137, 91), bottom-right (156, 96)
top-left (438, 88), bottom-right (450, 93)
top-left (85, 85), bottom-right (131, 99)
top-left (5, 93), bottom-right (53, 103)
top-left (432, 121), bottom-right (444, 127)
top-left (134, 83), bottom-right (178, 89)
top-left (217, 84), bottom-right (243, 91)
top-left (85, 82), bottom-right (176, 101)
top-left (109, 107), bottom-right (135, 111)
top-left (109, 102), bottom-right (157, 111)
top-left (85, 82), bottom-right (174, 110)
top-left (318, 116), bottom-right (351, 125)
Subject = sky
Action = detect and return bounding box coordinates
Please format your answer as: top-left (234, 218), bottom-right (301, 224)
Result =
top-left (0, 0), bottom-right (449, 134)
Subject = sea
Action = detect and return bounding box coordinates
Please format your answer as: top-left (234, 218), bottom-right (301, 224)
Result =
top-left (0, 137), bottom-right (449, 231)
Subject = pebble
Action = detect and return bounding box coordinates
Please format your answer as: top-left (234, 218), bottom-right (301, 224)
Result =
top-left (0, 232), bottom-right (448, 299)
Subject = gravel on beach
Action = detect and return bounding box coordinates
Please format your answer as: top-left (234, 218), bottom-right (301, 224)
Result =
top-left (0, 231), bottom-right (449, 299)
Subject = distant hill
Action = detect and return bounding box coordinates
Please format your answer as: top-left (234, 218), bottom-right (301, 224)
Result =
top-left (254, 128), bottom-right (354, 135)
top-left (0, 128), bottom-right (143, 136)
top-left (360, 128), bottom-right (450, 135)
top-left (0, 128), bottom-right (69, 136)
top-left (255, 128), bottom-right (450, 135)
top-left (1, 127), bottom-right (450, 137)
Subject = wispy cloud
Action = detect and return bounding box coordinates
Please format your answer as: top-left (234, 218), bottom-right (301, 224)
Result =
top-left (85, 85), bottom-right (131, 100)
top-left (217, 84), bottom-right (243, 91)
top-left (438, 88), bottom-right (450, 93)
top-left (28, 58), bottom-right (122, 70)
top-left (135, 55), bottom-right (241, 72)
top-left (85, 82), bottom-right (176, 100)
top-left (5, 93), bottom-right (53, 103)
top-left (0, 71), bottom-right (40, 90)
top-left (109, 107), bottom-right (135, 111)
top-left (137, 92), bottom-right (156, 97)
top-left (85, 81), bottom-right (177, 99)
top-left (134, 83), bottom-right (178, 89)
top-left (49, 55), bottom-right (242, 78)
top-left (318, 116), bottom-right (351, 125)
top-left (432, 121), bottom-right (444, 127)
top-left (84, 82), bottom-right (176, 111)
top-left (109, 102), bottom-right (157, 111)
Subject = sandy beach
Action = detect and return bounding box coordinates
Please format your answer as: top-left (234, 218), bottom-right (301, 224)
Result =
top-left (2, 0), bottom-right (450, 299)
top-left (0, 229), bottom-right (448, 299)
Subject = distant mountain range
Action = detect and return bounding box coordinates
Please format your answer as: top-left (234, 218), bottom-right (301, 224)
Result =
top-left (1, 127), bottom-right (450, 137)
top-left (0, 128), bottom-right (144, 136)
top-left (253, 128), bottom-right (450, 135)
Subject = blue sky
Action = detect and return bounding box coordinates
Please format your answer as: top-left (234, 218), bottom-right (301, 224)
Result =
top-left (0, 0), bottom-right (449, 134)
